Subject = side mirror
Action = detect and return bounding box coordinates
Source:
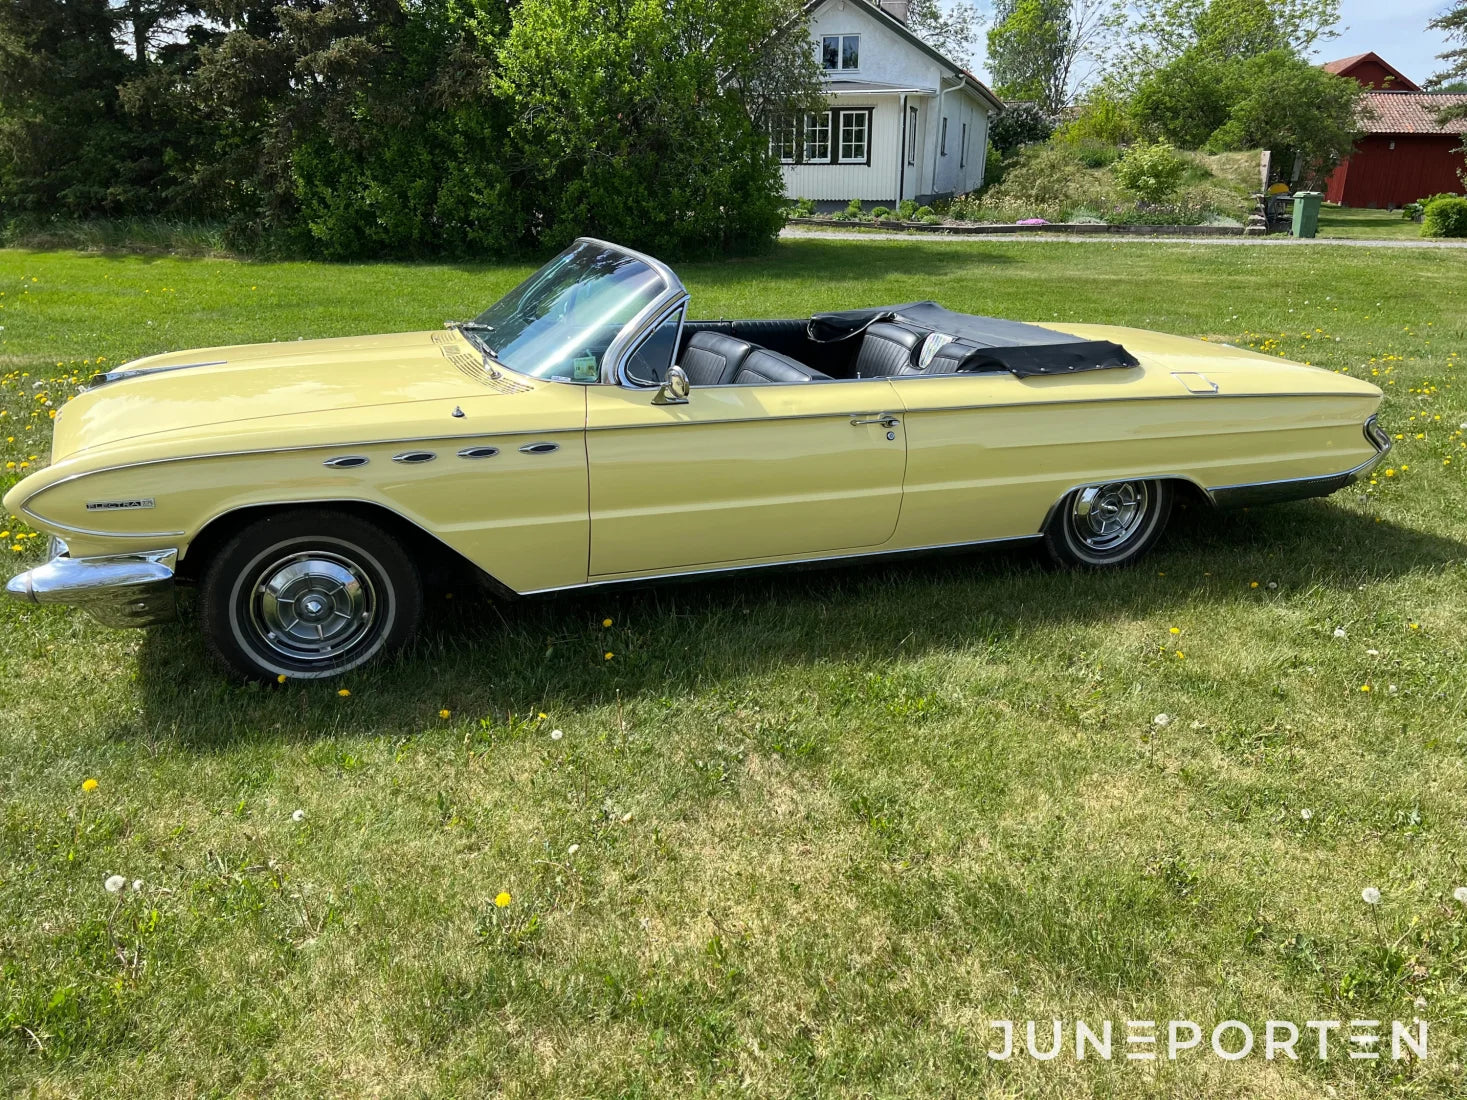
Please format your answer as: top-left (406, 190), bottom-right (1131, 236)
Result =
top-left (652, 365), bottom-right (691, 405)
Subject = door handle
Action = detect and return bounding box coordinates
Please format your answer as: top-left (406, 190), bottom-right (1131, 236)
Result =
top-left (850, 414), bottom-right (900, 427)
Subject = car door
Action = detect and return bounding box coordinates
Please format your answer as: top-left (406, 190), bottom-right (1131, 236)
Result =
top-left (585, 377), bottom-right (907, 578)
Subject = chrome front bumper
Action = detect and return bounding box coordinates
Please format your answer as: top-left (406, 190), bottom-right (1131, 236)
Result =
top-left (4, 541), bottom-right (179, 627)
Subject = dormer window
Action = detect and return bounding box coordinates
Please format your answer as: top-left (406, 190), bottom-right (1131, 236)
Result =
top-left (822, 34), bottom-right (860, 71)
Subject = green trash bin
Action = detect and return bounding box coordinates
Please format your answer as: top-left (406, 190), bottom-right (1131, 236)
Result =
top-left (1291, 191), bottom-right (1322, 238)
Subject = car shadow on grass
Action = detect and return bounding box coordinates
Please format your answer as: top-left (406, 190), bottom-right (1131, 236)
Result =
top-left (123, 499), bottom-right (1464, 748)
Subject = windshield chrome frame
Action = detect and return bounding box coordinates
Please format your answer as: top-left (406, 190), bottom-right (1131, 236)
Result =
top-left (562, 237), bottom-right (686, 386)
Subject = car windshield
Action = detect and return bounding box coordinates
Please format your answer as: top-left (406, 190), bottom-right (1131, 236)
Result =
top-left (467, 240), bottom-right (667, 382)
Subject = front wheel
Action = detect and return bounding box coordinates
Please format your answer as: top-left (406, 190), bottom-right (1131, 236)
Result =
top-left (200, 511), bottom-right (423, 681)
top-left (1044, 479), bottom-right (1173, 568)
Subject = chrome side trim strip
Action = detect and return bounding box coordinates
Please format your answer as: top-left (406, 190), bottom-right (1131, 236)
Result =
top-left (520, 534), bottom-right (1042, 595)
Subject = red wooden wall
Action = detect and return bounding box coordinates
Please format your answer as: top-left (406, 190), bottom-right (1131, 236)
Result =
top-left (1326, 135), bottom-right (1467, 207)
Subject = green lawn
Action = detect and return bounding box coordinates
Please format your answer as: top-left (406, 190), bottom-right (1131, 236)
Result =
top-left (2, 240), bottom-right (1466, 1097)
top-left (1317, 205), bottom-right (1426, 241)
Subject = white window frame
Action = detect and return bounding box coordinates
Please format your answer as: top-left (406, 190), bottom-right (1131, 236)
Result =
top-left (838, 110), bottom-right (869, 164)
top-left (804, 110), bottom-right (832, 163)
top-left (821, 33), bottom-right (860, 71)
top-left (907, 105), bottom-right (918, 166)
top-left (770, 114), bottom-right (798, 164)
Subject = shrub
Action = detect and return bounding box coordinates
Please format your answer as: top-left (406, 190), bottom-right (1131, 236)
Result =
top-left (870, 206), bottom-right (892, 219)
top-left (1422, 196), bottom-right (1467, 238)
top-left (1112, 141), bottom-right (1187, 204)
top-left (1102, 202), bottom-right (1209, 227)
top-left (843, 198), bottom-right (864, 218)
top-left (1405, 193), bottom-right (1457, 220)
top-left (793, 197), bottom-right (816, 217)
top-left (1069, 140), bottom-right (1122, 169)
top-left (1055, 89), bottom-right (1135, 147)
top-left (920, 213), bottom-right (943, 224)
top-left (897, 199), bottom-right (918, 219)
top-left (990, 102), bottom-right (1054, 153)
top-left (915, 205), bottom-right (934, 218)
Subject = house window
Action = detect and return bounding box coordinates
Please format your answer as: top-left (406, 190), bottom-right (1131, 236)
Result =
top-left (769, 114), bottom-right (798, 163)
top-left (907, 106), bottom-right (918, 165)
top-left (839, 110), bottom-right (868, 163)
top-left (959, 122), bottom-right (967, 168)
top-left (804, 111), bottom-right (831, 163)
top-left (821, 34), bottom-right (860, 70)
top-left (940, 117), bottom-right (948, 156)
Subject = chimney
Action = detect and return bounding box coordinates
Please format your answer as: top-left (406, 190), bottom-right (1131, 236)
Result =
top-left (878, 0), bottom-right (909, 23)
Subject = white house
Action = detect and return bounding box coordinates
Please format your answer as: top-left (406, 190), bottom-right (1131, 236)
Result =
top-left (775, 0), bottom-right (1002, 206)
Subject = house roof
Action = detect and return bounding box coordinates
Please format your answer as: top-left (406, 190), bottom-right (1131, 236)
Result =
top-left (1359, 91), bottom-right (1467, 135)
top-left (825, 78), bottom-right (933, 95)
top-left (1321, 52), bottom-right (1421, 91)
top-left (802, 0), bottom-right (1004, 112)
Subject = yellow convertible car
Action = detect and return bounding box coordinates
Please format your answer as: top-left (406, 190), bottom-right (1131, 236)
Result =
top-left (4, 238), bottom-right (1388, 680)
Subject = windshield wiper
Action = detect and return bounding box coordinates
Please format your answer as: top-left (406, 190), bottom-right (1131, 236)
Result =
top-left (446, 320), bottom-right (495, 332)
top-left (445, 321), bottom-right (503, 370)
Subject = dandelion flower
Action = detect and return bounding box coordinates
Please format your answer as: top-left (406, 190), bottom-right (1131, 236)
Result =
top-left (1153, 713), bottom-right (1171, 727)
top-left (1250, 581), bottom-right (1259, 588)
top-left (277, 674), bottom-right (287, 684)
top-left (104, 874), bottom-right (126, 893)
top-left (1361, 886), bottom-right (1381, 905)
top-left (1169, 627), bottom-right (1180, 635)
top-left (337, 688), bottom-right (350, 697)
top-left (1453, 886), bottom-right (1467, 906)
top-left (1175, 650), bottom-right (1185, 660)
top-left (1301, 808), bottom-right (1313, 821)
top-left (1360, 684), bottom-right (1371, 692)
top-left (550, 728), bottom-right (564, 741)
top-left (604, 652), bottom-right (614, 661)
top-left (439, 709), bottom-right (451, 719)
top-left (602, 618), bottom-right (613, 628)
top-left (1409, 622), bottom-right (1420, 630)
top-left (494, 891), bottom-right (512, 908)
top-left (81, 777), bottom-right (98, 792)
top-left (537, 712), bottom-right (548, 720)
top-left (291, 809), bottom-right (305, 823)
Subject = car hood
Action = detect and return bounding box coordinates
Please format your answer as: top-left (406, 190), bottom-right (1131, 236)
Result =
top-left (52, 330), bottom-right (515, 458)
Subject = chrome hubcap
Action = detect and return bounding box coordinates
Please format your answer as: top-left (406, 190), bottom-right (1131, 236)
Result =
top-left (1071, 481), bottom-right (1149, 551)
top-left (249, 551), bottom-right (377, 662)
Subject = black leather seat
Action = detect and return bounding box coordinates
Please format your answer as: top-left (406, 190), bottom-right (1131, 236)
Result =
top-left (734, 348), bottom-right (831, 384)
top-left (853, 322), bottom-right (927, 377)
top-left (680, 331), bottom-right (755, 386)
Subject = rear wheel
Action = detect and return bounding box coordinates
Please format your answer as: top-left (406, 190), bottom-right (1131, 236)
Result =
top-left (200, 511), bottom-right (423, 681)
top-left (1044, 479), bottom-right (1173, 568)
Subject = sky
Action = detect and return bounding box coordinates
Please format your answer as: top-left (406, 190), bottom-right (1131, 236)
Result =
top-left (962, 0), bottom-right (1461, 88)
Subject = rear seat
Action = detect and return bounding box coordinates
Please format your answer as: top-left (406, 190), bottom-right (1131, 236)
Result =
top-left (852, 322), bottom-right (927, 377)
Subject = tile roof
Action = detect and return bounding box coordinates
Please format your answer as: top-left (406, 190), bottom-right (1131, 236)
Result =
top-left (1360, 92), bottom-right (1467, 135)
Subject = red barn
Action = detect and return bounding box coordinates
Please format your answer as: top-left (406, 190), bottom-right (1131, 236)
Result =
top-left (1320, 53), bottom-right (1467, 208)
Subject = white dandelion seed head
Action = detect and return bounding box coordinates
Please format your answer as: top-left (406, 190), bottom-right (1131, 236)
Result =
top-left (1333, 627), bottom-right (1347, 639)
top-left (131, 879), bottom-right (143, 891)
top-left (621, 811), bottom-right (633, 824)
top-left (291, 809), bottom-right (305, 823)
top-left (1453, 886), bottom-right (1467, 906)
top-left (1153, 713), bottom-right (1171, 727)
top-left (1301, 808), bottom-right (1313, 821)
top-left (1361, 887), bottom-right (1382, 905)
top-left (550, 728), bottom-right (564, 741)
top-left (104, 874), bottom-right (126, 893)
top-left (1267, 581), bottom-right (1278, 590)
top-left (567, 843), bottom-right (580, 856)
top-left (1388, 685), bottom-right (1398, 694)
top-left (1366, 649), bottom-right (1379, 656)
top-left (1415, 996), bottom-right (1428, 1009)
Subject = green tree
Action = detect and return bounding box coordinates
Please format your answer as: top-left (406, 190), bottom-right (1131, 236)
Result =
top-left (494, 0), bottom-right (821, 257)
top-left (1124, 0), bottom-right (1340, 75)
top-left (906, 0), bottom-right (983, 69)
top-left (986, 0), bottom-right (1122, 112)
top-left (1430, 1), bottom-right (1467, 127)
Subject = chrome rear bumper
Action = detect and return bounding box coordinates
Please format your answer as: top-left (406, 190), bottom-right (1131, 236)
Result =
top-left (4, 542), bottom-right (178, 627)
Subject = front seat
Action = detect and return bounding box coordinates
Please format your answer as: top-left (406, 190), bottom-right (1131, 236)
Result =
top-left (734, 348), bottom-right (831, 384)
top-left (679, 331), bottom-right (755, 386)
top-left (853, 322), bottom-right (926, 377)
